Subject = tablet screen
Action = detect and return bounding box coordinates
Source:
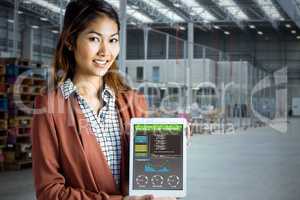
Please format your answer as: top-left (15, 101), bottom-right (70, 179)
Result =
top-left (132, 124), bottom-right (183, 190)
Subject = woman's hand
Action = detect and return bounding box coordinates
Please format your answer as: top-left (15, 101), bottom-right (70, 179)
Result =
top-left (123, 195), bottom-right (176, 200)
top-left (123, 195), bottom-right (153, 200)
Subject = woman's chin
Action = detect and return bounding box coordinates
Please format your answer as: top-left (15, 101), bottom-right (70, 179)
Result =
top-left (96, 69), bottom-right (109, 77)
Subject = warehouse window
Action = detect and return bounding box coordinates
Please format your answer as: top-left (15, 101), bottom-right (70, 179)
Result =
top-left (152, 66), bottom-right (160, 82)
top-left (197, 87), bottom-right (216, 95)
top-left (0, 38), bottom-right (7, 46)
top-left (138, 87), bottom-right (144, 94)
top-left (168, 87), bottom-right (179, 95)
top-left (136, 66), bottom-right (144, 81)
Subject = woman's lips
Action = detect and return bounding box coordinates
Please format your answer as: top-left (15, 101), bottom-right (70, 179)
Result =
top-left (93, 59), bottom-right (108, 67)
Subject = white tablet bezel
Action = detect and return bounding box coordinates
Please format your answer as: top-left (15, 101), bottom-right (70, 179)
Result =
top-left (129, 118), bottom-right (187, 198)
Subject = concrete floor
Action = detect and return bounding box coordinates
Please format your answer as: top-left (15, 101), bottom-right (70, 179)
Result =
top-left (0, 118), bottom-right (300, 200)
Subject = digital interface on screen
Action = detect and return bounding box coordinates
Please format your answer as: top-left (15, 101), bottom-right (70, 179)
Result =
top-left (133, 124), bottom-right (183, 190)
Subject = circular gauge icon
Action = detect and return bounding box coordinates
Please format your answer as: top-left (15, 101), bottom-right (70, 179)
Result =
top-left (136, 175), bottom-right (148, 186)
top-left (151, 175), bottom-right (164, 186)
top-left (167, 175), bottom-right (180, 186)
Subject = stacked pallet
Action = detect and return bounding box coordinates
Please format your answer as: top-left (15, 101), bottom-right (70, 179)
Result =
top-left (0, 58), bottom-right (47, 170)
top-left (0, 64), bottom-right (7, 170)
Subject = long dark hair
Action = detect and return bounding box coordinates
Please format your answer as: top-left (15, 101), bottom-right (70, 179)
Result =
top-left (52, 0), bottom-right (130, 94)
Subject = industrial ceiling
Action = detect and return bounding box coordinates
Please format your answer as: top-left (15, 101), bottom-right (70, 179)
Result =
top-left (4, 0), bottom-right (300, 31)
top-left (2, 0), bottom-right (300, 77)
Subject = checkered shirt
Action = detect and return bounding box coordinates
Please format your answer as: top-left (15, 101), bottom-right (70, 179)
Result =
top-left (60, 79), bottom-right (121, 185)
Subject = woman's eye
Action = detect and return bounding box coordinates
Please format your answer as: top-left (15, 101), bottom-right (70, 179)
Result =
top-left (89, 37), bottom-right (100, 42)
top-left (110, 38), bottom-right (119, 43)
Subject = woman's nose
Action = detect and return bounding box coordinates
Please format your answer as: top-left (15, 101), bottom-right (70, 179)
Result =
top-left (98, 41), bottom-right (109, 56)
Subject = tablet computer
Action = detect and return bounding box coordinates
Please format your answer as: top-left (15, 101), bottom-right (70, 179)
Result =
top-left (129, 118), bottom-right (187, 197)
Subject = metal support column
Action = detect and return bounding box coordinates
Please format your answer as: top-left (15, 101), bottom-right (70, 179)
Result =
top-left (39, 27), bottom-right (43, 63)
top-left (143, 27), bottom-right (149, 102)
top-left (186, 22), bottom-right (194, 113)
top-left (166, 34), bottom-right (169, 60)
top-left (202, 47), bottom-right (206, 59)
top-left (59, 0), bottom-right (63, 32)
top-left (144, 27), bottom-right (149, 60)
top-left (13, 0), bottom-right (19, 57)
top-left (119, 0), bottom-right (127, 73)
top-left (22, 26), bottom-right (33, 60)
top-left (183, 41), bottom-right (187, 110)
top-left (165, 34), bottom-right (169, 87)
top-left (250, 66), bottom-right (254, 127)
top-left (239, 60), bottom-right (242, 128)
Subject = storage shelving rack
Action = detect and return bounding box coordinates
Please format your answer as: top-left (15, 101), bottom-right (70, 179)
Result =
top-left (0, 58), bottom-right (47, 170)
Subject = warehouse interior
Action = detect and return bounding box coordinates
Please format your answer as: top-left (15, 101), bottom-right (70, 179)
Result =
top-left (0, 0), bottom-right (299, 199)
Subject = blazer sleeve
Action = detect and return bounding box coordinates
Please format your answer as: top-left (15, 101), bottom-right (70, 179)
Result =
top-left (134, 92), bottom-right (148, 118)
top-left (31, 95), bottom-right (123, 200)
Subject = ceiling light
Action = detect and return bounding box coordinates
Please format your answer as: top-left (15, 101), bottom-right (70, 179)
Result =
top-left (40, 17), bottom-right (48, 21)
top-left (182, 0), bottom-right (217, 21)
top-left (297, 36), bottom-right (300, 40)
top-left (253, 0), bottom-right (283, 20)
top-left (224, 31), bottom-right (230, 35)
top-left (23, 0), bottom-right (32, 4)
top-left (215, 0), bottom-right (249, 20)
top-left (190, 11), bottom-right (197, 16)
top-left (131, 5), bottom-right (139, 9)
top-left (28, 0), bottom-right (62, 13)
top-left (31, 25), bottom-right (39, 29)
top-left (213, 25), bottom-right (220, 29)
top-left (110, 1), bottom-right (154, 23)
top-left (108, 1), bottom-right (119, 8)
top-left (257, 31), bottom-right (263, 35)
top-left (249, 25), bottom-right (256, 29)
top-left (7, 19), bottom-right (14, 23)
top-left (127, 9), bottom-right (154, 23)
top-left (291, 30), bottom-right (297, 34)
top-left (179, 26), bottom-right (186, 30)
top-left (173, 2), bottom-right (181, 7)
top-left (51, 30), bottom-right (59, 34)
top-left (285, 24), bottom-right (291, 28)
top-left (144, 0), bottom-right (185, 22)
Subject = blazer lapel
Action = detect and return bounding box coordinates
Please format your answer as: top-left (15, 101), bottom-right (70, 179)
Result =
top-left (69, 96), bottom-right (117, 194)
top-left (116, 93), bottom-right (130, 195)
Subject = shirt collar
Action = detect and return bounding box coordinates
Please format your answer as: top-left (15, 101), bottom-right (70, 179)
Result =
top-left (60, 79), bottom-right (115, 101)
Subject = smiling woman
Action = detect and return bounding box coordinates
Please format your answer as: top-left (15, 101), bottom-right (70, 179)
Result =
top-left (73, 16), bottom-right (120, 79)
top-left (51, 0), bottom-right (128, 94)
top-left (30, 0), bottom-right (156, 200)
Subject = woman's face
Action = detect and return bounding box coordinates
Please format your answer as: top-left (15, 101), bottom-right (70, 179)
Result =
top-left (73, 16), bottom-right (120, 78)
